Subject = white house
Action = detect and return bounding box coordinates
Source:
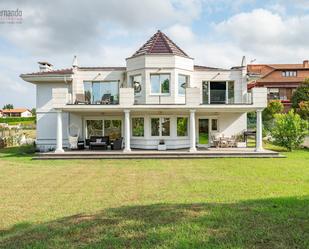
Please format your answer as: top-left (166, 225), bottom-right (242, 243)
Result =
top-left (1, 108), bottom-right (32, 117)
top-left (20, 30), bottom-right (267, 153)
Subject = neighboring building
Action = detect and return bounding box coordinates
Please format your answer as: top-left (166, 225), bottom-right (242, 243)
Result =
top-left (0, 110), bottom-right (2, 117)
top-left (1, 108), bottom-right (32, 117)
top-left (248, 61), bottom-right (309, 111)
top-left (20, 30), bottom-right (267, 152)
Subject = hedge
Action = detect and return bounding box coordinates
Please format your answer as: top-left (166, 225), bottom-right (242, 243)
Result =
top-left (0, 117), bottom-right (36, 124)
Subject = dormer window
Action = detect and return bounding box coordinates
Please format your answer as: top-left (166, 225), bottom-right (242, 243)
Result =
top-left (150, 74), bottom-right (170, 95)
top-left (282, 71), bottom-right (297, 77)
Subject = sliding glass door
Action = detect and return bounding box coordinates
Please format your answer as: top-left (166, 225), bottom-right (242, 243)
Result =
top-left (198, 119), bottom-right (209, 146)
top-left (202, 81), bottom-right (235, 104)
top-left (86, 119), bottom-right (122, 139)
top-left (83, 81), bottom-right (119, 104)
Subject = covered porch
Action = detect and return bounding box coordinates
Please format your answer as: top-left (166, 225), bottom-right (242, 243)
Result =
top-left (53, 104), bottom-right (265, 154)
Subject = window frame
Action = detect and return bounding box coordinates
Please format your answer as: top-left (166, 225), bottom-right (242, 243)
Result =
top-left (282, 71), bottom-right (297, 77)
top-left (150, 73), bottom-right (171, 95)
top-left (150, 116), bottom-right (171, 137)
top-left (84, 117), bottom-right (122, 139)
top-left (176, 117), bottom-right (189, 137)
top-left (211, 119), bottom-right (218, 132)
top-left (130, 74), bottom-right (142, 96)
top-left (131, 117), bottom-right (144, 137)
top-left (178, 74), bottom-right (189, 96)
top-left (83, 80), bottom-right (120, 104)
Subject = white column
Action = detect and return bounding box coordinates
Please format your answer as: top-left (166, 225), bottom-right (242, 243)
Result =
top-left (189, 109), bottom-right (197, 152)
top-left (255, 109), bottom-right (263, 152)
top-left (124, 109), bottom-right (131, 152)
top-left (55, 110), bottom-right (64, 153)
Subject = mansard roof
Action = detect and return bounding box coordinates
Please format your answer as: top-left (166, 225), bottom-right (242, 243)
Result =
top-left (131, 30), bottom-right (190, 58)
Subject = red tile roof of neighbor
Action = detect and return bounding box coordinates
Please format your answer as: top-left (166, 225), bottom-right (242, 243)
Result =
top-left (21, 68), bottom-right (73, 76)
top-left (131, 30), bottom-right (190, 58)
top-left (2, 108), bottom-right (30, 113)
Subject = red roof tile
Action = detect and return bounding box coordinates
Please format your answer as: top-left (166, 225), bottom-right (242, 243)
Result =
top-left (2, 108), bottom-right (30, 113)
top-left (131, 30), bottom-right (189, 58)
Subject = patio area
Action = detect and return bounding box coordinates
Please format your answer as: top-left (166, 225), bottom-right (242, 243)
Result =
top-left (34, 147), bottom-right (283, 159)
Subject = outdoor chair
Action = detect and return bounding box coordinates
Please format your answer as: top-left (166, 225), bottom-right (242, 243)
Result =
top-left (111, 137), bottom-right (123, 150)
top-left (74, 94), bottom-right (88, 104)
top-left (101, 94), bottom-right (112, 104)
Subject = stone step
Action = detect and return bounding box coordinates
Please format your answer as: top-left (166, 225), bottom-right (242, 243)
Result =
top-left (33, 152), bottom-right (283, 160)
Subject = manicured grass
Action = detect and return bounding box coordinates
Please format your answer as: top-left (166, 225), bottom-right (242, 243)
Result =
top-left (0, 146), bottom-right (309, 248)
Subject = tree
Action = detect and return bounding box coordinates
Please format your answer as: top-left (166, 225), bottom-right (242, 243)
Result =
top-left (297, 101), bottom-right (309, 121)
top-left (271, 110), bottom-right (309, 151)
top-left (31, 108), bottom-right (36, 116)
top-left (3, 104), bottom-right (13, 110)
top-left (292, 78), bottom-right (309, 109)
top-left (262, 100), bottom-right (284, 130)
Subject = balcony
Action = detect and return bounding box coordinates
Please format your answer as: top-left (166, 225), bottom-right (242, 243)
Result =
top-left (68, 93), bottom-right (119, 105)
top-left (202, 90), bottom-right (253, 105)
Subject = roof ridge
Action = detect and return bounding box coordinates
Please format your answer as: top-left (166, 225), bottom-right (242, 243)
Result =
top-left (149, 31), bottom-right (162, 54)
top-left (158, 31), bottom-right (173, 54)
top-left (131, 30), bottom-right (189, 58)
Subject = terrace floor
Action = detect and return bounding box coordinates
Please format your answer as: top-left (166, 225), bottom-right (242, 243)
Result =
top-left (34, 147), bottom-right (283, 159)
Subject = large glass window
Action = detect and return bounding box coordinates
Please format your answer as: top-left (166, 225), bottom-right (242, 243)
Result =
top-left (161, 118), bottom-right (170, 136)
top-left (202, 81), bottom-right (209, 104)
top-left (83, 81), bottom-right (119, 104)
top-left (84, 81), bottom-right (92, 103)
top-left (178, 75), bottom-right (188, 95)
top-left (177, 117), bottom-right (188, 136)
top-left (151, 118), bottom-right (160, 136)
top-left (203, 81), bottom-right (234, 104)
top-left (104, 120), bottom-right (122, 140)
top-left (131, 75), bottom-right (142, 95)
top-left (150, 74), bottom-right (170, 94)
top-left (151, 117), bottom-right (170, 136)
top-left (132, 118), bottom-right (144, 137)
top-left (86, 120), bottom-right (103, 137)
top-left (228, 81), bottom-right (234, 104)
top-left (268, 88), bottom-right (279, 100)
top-left (86, 119), bottom-right (121, 139)
top-left (211, 119), bottom-right (218, 131)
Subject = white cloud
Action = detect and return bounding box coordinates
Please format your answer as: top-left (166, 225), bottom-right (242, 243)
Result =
top-left (0, 0), bottom-right (203, 55)
top-left (214, 9), bottom-right (309, 63)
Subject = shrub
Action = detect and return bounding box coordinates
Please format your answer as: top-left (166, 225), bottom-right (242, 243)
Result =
top-left (262, 100), bottom-right (284, 131)
top-left (271, 110), bottom-right (309, 151)
top-left (0, 117), bottom-right (36, 124)
top-left (297, 101), bottom-right (309, 121)
top-left (292, 78), bottom-right (309, 109)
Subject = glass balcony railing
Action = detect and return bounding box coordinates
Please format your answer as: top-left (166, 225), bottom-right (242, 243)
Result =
top-left (67, 93), bottom-right (119, 105)
top-left (203, 90), bottom-right (252, 105)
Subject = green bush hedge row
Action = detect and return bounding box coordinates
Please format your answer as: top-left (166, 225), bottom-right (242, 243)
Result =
top-left (0, 117), bottom-right (36, 124)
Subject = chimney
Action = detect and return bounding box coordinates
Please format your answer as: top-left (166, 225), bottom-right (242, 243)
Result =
top-left (72, 55), bottom-right (78, 68)
top-left (38, 61), bottom-right (53, 72)
top-left (303, 60), bottom-right (309, 68)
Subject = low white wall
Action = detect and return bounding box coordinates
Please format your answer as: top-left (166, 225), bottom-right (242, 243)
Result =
top-left (36, 112), bottom-right (69, 151)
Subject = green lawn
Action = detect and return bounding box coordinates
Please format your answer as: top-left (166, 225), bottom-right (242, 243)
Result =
top-left (0, 146), bottom-right (309, 248)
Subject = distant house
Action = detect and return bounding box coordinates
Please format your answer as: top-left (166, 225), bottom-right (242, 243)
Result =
top-left (0, 110), bottom-right (2, 117)
top-left (248, 60), bottom-right (309, 111)
top-left (1, 108), bottom-right (32, 117)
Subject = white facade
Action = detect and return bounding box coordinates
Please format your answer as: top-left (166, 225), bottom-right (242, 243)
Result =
top-left (21, 31), bottom-right (267, 152)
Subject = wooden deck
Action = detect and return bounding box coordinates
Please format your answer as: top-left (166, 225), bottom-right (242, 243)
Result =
top-left (34, 148), bottom-right (283, 159)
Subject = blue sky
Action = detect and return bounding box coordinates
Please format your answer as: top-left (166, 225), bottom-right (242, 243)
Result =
top-left (0, 0), bottom-right (309, 108)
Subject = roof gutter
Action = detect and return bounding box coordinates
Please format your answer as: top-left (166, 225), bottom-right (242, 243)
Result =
top-left (20, 74), bottom-right (73, 84)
